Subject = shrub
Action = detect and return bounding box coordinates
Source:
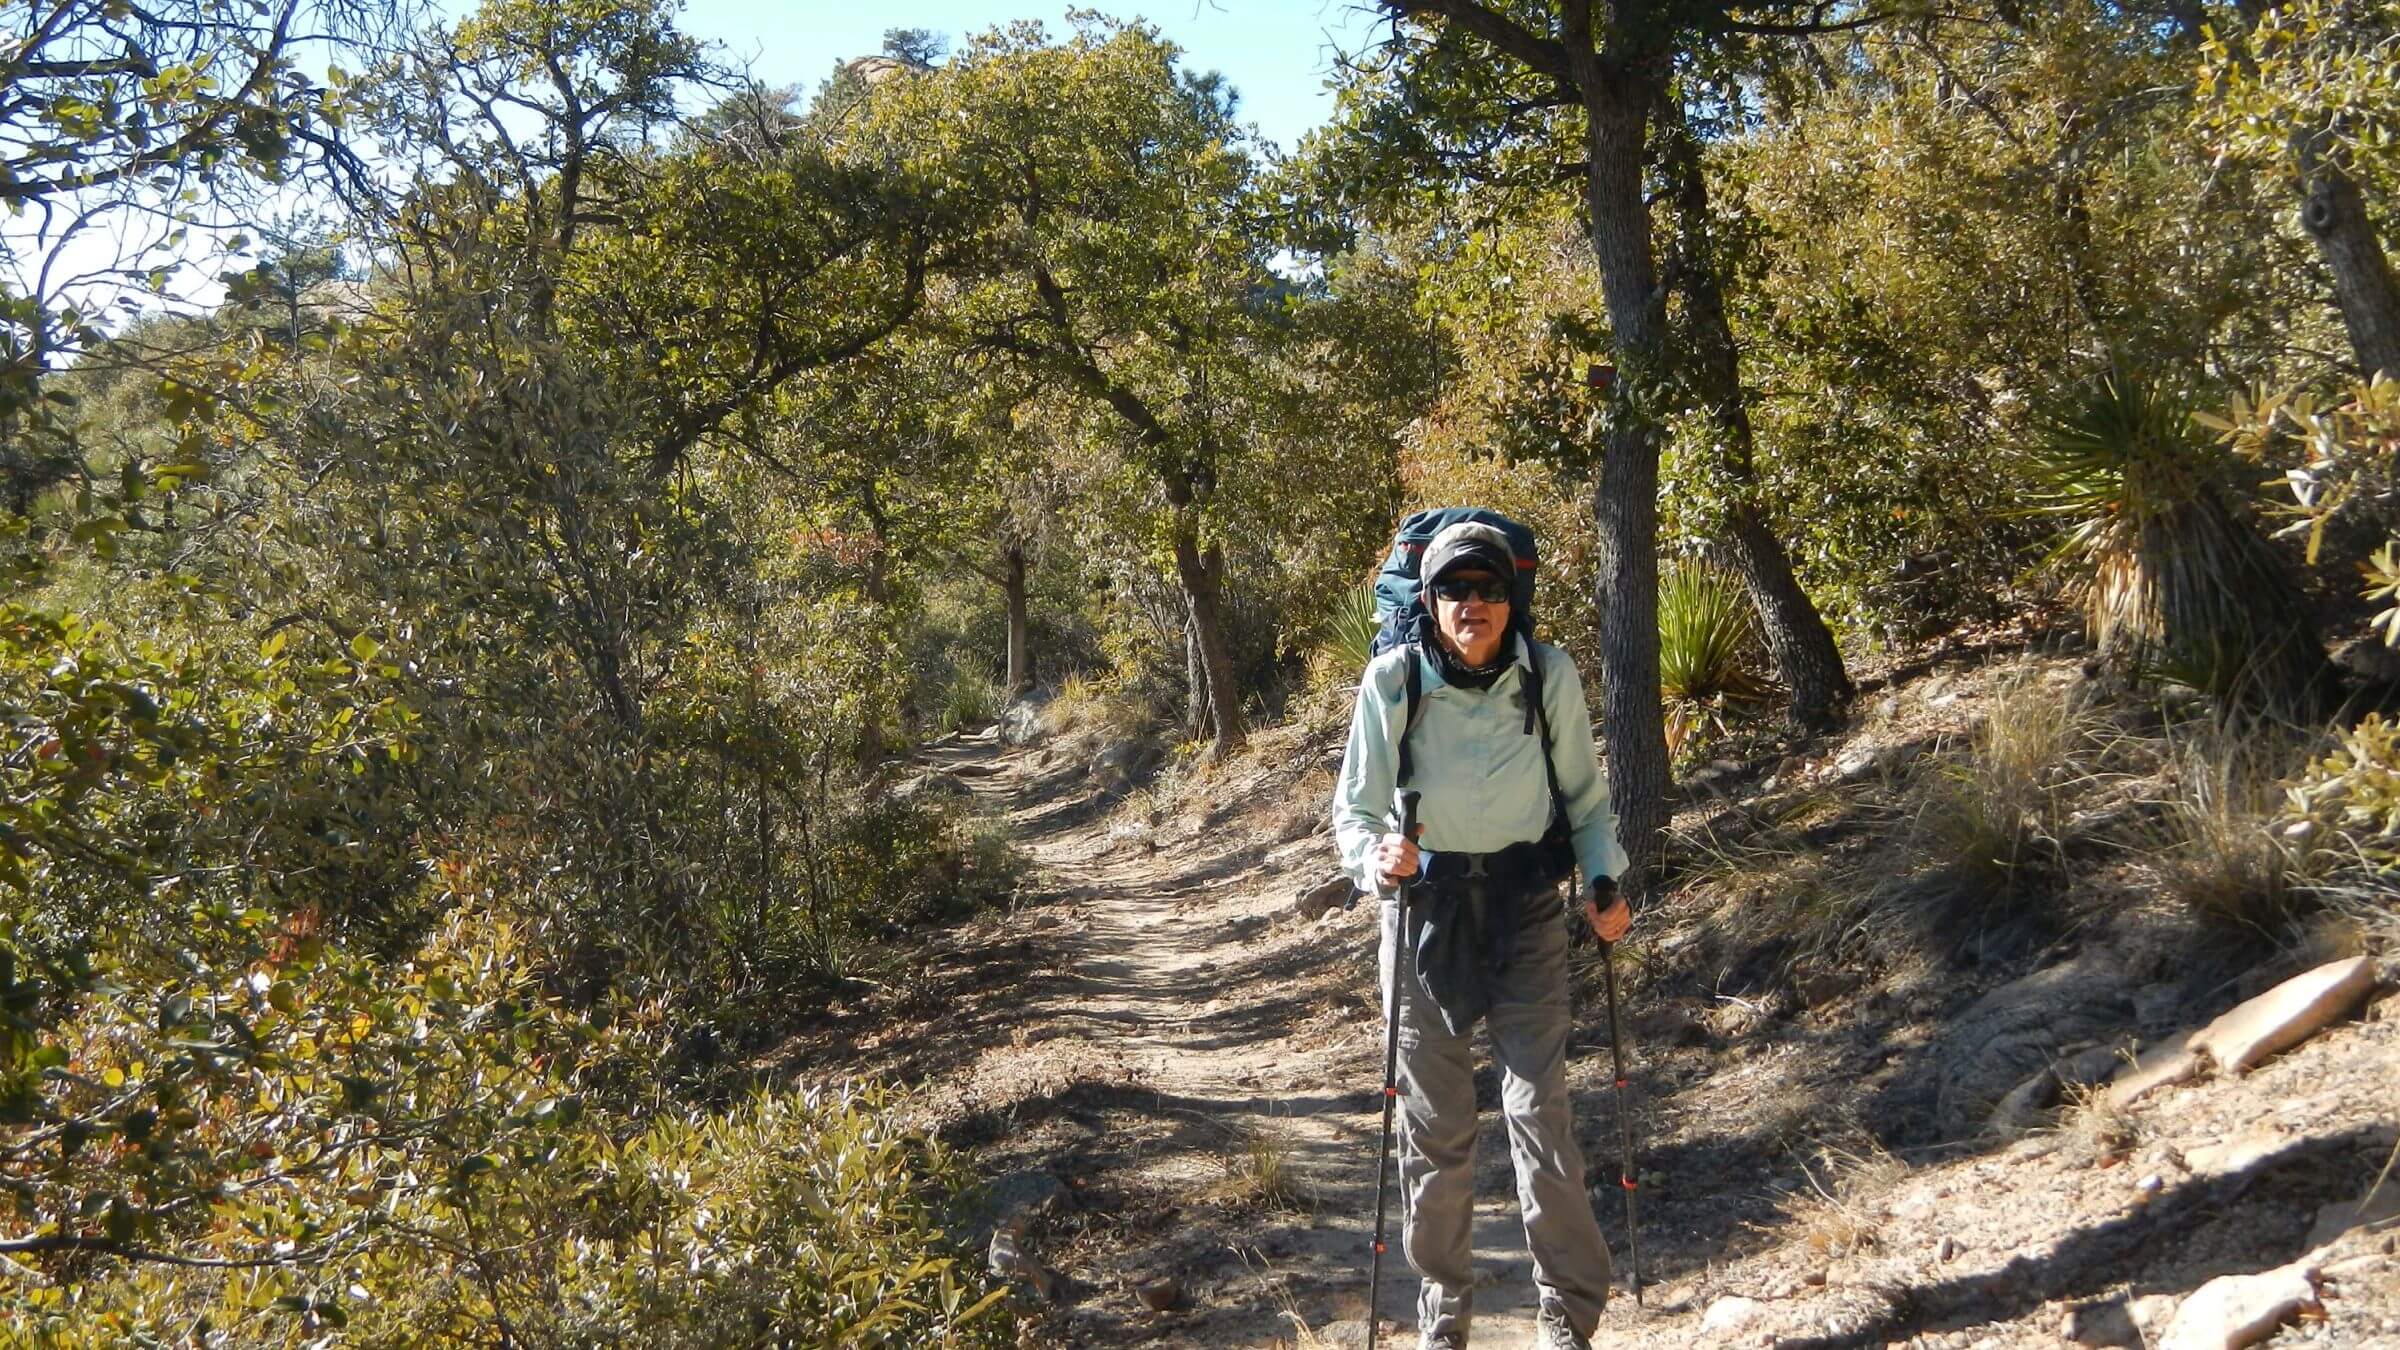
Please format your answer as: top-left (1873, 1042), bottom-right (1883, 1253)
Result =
top-left (2281, 713), bottom-right (2400, 945)
top-left (934, 657), bottom-right (1005, 734)
top-left (1657, 562), bottom-right (1771, 757)
top-left (1306, 580), bottom-right (1381, 693)
top-left (1914, 676), bottom-right (2087, 889)
top-left (0, 910), bottom-right (1019, 1348)
top-left (2149, 732), bottom-right (2311, 934)
top-left (2023, 371), bottom-right (2327, 709)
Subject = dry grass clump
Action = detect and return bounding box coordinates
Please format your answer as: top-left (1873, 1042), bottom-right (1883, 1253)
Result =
top-left (1203, 1122), bottom-right (1316, 1216)
top-left (1913, 675), bottom-right (2096, 886)
top-left (1773, 1140), bottom-right (1907, 1259)
top-left (1043, 670), bottom-right (1155, 743)
top-left (2061, 1079), bottom-right (2143, 1156)
top-left (2142, 729), bottom-right (2312, 934)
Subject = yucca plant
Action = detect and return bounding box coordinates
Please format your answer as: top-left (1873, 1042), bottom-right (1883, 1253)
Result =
top-left (2024, 371), bottom-right (2329, 710)
top-left (1658, 561), bottom-right (1772, 755)
top-left (1307, 580), bottom-right (1384, 692)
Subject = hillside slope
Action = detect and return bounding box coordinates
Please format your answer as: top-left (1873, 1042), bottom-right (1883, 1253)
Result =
top-left (776, 654), bottom-right (2399, 1349)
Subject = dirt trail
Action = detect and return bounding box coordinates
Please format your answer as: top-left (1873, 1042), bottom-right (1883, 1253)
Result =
top-left (783, 707), bottom-right (2400, 1350)
top-left (915, 726), bottom-right (1582, 1348)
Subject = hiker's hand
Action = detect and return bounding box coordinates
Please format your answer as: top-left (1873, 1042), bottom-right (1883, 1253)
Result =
top-left (1372, 833), bottom-right (1420, 889)
top-left (1584, 882), bottom-right (1631, 944)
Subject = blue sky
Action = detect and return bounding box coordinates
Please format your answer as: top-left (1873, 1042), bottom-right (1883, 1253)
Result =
top-left (680, 0), bottom-right (1388, 155)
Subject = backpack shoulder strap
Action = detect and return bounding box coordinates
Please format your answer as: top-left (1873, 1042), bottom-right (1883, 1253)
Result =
top-left (1397, 644), bottom-right (1424, 786)
top-left (1522, 639), bottom-right (1569, 831)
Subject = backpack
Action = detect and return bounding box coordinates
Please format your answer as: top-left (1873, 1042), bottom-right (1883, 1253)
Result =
top-left (1368, 509), bottom-right (1568, 837)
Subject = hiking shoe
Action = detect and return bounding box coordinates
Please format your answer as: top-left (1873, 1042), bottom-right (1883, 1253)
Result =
top-left (1534, 1304), bottom-right (1590, 1350)
top-left (1418, 1334), bottom-right (1466, 1350)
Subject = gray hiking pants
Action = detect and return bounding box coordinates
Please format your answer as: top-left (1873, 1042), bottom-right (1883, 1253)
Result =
top-left (1379, 892), bottom-right (1612, 1344)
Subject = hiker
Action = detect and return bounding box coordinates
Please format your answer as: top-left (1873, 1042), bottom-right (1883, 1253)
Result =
top-left (1332, 518), bottom-right (1631, 1350)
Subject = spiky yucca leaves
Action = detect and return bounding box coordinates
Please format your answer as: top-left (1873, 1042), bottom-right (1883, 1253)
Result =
top-left (1306, 580), bottom-right (1384, 692)
top-left (1658, 562), bottom-right (1772, 756)
top-left (2026, 373), bottom-right (2328, 710)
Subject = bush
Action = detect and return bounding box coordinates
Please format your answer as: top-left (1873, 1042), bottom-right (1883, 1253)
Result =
top-left (1305, 580), bottom-right (1381, 693)
top-left (934, 657), bottom-right (1005, 734)
top-left (2282, 713), bottom-right (2400, 945)
top-left (2024, 371), bottom-right (2327, 709)
top-left (2149, 732), bottom-right (2310, 935)
top-left (1657, 562), bottom-right (1772, 757)
top-left (1914, 676), bottom-right (2088, 890)
top-left (0, 910), bottom-right (1019, 1348)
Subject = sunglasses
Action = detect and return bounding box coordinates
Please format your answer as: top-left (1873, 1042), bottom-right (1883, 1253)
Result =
top-left (1428, 576), bottom-right (1511, 605)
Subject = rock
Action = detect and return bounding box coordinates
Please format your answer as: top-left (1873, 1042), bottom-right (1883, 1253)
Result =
top-left (2192, 956), bottom-right (2378, 1074)
top-left (1930, 951), bottom-right (2135, 1139)
top-left (2305, 1178), bottom-right (2400, 1251)
top-left (2105, 1029), bottom-right (2204, 1110)
top-left (1294, 874), bottom-right (1353, 921)
top-left (986, 1226), bottom-right (1056, 1301)
top-left (1835, 745), bottom-right (1881, 781)
top-left (1135, 1275), bottom-right (1182, 1312)
top-left (1091, 737), bottom-right (1161, 792)
top-left (1700, 1296), bottom-right (1765, 1334)
top-left (998, 699), bottom-right (1045, 746)
top-left (1935, 1235), bottom-right (1960, 1262)
top-left (1310, 1319), bottom-right (1374, 1349)
top-left (2063, 1297), bottom-right (2142, 1347)
top-left (1803, 1267), bottom-right (1829, 1287)
top-left (2158, 1258), bottom-right (2322, 1350)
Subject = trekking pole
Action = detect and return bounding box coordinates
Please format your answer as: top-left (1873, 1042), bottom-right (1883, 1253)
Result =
top-left (1599, 932), bottom-right (1642, 1308)
top-left (1366, 788), bottom-right (1422, 1350)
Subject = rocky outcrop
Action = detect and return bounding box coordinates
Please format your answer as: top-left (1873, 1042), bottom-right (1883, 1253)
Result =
top-left (2191, 956), bottom-right (2378, 1074)
top-left (2157, 1257), bottom-right (2322, 1350)
top-left (1930, 949), bottom-right (2134, 1138)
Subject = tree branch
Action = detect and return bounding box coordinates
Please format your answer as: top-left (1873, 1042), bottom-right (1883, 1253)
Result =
top-left (1377, 0), bottom-right (1575, 84)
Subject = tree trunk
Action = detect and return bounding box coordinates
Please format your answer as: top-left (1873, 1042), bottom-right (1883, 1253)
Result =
top-left (1660, 113), bottom-right (1855, 729)
top-left (1577, 80), bottom-right (1673, 894)
top-left (1171, 512), bottom-right (1246, 755)
top-left (2298, 153), bottom-right (2400, 381)
top-left (1002, 544), bottom-right (1030, 694)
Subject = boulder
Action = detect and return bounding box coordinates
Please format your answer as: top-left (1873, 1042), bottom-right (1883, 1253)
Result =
top-left (2191, 956), bottom-right (2377, 1074)
top-left (1294, 874), bottom-right (1353, 921)
top-left (2104, 1029), bottom-right (2203, 1110)
top-left (1091, 737), bottom-right (1162, 792)
top-left (2158, 1259), bottom-right (2321, 1350)
top-left (1930, 951), bottom-right (2135, 1139)
top-left (1701, 1296), bottom-right (1766, 1334)
top-left (998, 699), bottom-right (1045, 746)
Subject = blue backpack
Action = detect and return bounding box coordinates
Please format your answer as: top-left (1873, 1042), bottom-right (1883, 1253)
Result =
top-left (1369, 507), bottom-right (1540, 658)
top-left (1369, 509), bottom-right (1563, 822)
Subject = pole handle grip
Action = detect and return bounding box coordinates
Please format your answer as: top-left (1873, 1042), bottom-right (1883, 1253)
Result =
top-left (1397, 788), bottom-right (1423, 842)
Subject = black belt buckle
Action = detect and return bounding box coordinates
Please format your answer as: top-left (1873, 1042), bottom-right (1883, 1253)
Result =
top-left (1464, 853), bottom-right (1490, 881)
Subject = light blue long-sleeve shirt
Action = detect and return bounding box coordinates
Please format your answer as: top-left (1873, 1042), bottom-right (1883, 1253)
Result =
top-left (1330, 637), bottom-right (1628, 894)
